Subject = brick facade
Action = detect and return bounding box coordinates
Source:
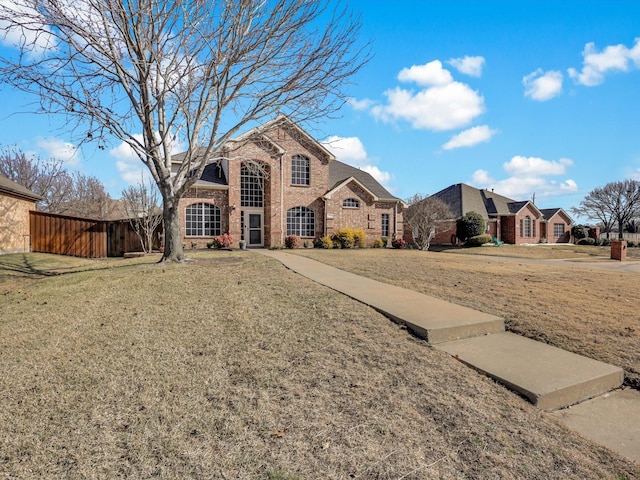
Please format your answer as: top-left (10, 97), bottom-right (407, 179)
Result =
top-left (0, 192), bottom-right (37, 254)
top-left (176, 117), bottom-right (403, 248)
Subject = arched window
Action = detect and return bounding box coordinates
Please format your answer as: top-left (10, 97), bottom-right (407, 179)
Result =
top-left (342, 198), bottom-right (360, 208)
top-left (291, 154), bottom-right (310, 185)
top-left (287, 206), bottom-right (315, 237)
top-left (185, 203), bottom-right (221, 237)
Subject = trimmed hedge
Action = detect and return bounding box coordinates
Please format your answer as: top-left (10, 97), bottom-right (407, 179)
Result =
top-left (465, 234), bottom-right (492, 247)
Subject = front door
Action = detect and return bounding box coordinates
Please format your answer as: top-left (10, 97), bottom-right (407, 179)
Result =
top-left (242, 210), bottom-right (263, 247)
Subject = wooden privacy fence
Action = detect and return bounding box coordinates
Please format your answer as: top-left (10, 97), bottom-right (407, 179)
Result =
top-left (29, 211), bottom-right (158, 258)
top-left (30, 211), bottom-right (107, 258)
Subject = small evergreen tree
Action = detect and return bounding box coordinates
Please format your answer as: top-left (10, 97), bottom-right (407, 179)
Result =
top-left (456, 211), bottom-right (486, 242)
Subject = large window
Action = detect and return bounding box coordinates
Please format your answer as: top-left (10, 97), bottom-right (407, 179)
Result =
top-left (287, 206), bottom-right (315, 237)
top-left (185, 203), bottom-right (221, 237)
top-left (381, 213), bottom-right (390, 237)
top-left (553, 223), bottom-right (565, 237)
top-left (291, 155), bottom-right (310, 185)
top-left (523, 216), bottom-right (532, 238)
top-left (241, 163), bottom-right (263, 207)
top-left (342, 198), bottom-right (360, 208)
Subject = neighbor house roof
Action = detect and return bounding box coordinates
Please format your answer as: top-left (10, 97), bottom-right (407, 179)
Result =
top-left (0, 175), bottom-right (42, 202)
top-left (327, 161), bottom-right (400, 203)
top-left (432, 183), bottom-right (517, 218)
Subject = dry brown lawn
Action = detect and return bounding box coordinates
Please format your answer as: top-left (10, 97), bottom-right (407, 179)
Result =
top-left (293, 244), bottom-right (640, 389)
top-left (0, 250), bottom-right (638, 479)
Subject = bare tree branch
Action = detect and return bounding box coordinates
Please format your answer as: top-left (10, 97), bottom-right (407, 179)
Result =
top-left (0, 0), bottom-right (369, 262)
top-left (404, 194), bottom-right (453, 251)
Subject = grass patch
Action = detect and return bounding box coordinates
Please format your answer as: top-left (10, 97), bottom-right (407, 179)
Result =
top-left (0, 250), bottom-right (638, 478)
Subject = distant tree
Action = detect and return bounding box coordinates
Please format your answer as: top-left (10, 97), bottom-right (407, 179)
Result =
top-left (122, 177), bottom-right (163, 253)
top-left (572, 180), bottom-right (640, 240)
top-left (0, 146), bottom-right (110, 217)
top-left (404, 194), bottom-right (453, 250)
top-left (0, 0), bottom-right (368, 263)
top-left (456, 211), bottom-right (486, 242)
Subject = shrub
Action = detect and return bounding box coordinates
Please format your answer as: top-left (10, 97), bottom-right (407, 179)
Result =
top-left (209, 233), bottom-right (233, 249)
top-left (572, 224), bottom-right (589, 242)
top-left (352, 229), bottom-right (366, 248)
top-left (456, 211), bottom-right (486, 241)
top-left (628, 240), bottom-right (636, 247)
top-left (577, 237), bottom-right (595, 245)
top-left (313, 236), bottom-right (333, 249)
top-left (391, 238), bottom-right (406, 249)
top-left (601, 238), bottom-right (611, 246)
top-left (381, 237), bottom-right (388, 248)
top-left (284, 235), bottom-right (300, 249)
top-left (331, 228), bottom-right (355, 249)
top-left (465, 234), bottom-right (492, 247)
top-left (372, 238), bottom-right (384, 248)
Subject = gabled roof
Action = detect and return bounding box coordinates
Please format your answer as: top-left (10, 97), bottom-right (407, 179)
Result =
top-left (432, 183), bottom-right (517, 218)
top-left (0, 175), bottom-right (42, 202)
top-left (540, 208), bottom-right (573, 224)
top-left (327, 161), bottom-right (400, 203)
top-left (191, 162), bottom-right (228, 188)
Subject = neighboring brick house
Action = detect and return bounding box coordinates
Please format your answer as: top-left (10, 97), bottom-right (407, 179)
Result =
top-left (0, 175), bottom-right (42, 254)
top-left (414, 183), bottom-right (572, 245)
top-left (176, 115), bottom-right (403, 248)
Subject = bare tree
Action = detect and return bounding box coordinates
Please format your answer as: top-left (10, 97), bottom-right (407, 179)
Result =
top-left (0, 0), bottom-right (368, 262)
top-left (122, 176), bottom-right (163, 253)
top-left (0, 146), bottom-right (111, 218)
top-left (404, 194), bottom-right (453, 251)
top-left (571, 180), bottom-right (640, 240)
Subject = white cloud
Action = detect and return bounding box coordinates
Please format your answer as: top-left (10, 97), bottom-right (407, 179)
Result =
top-left (448, 56), bottom-right (485, 77)
top-left (0, 0), bottom-right (57, 56)
top-left (503, 156), bottom-right (573, 176)
top-left (523, 69), bottom-right (563, 101)
top-left (35, 137), bottom-right (81, 166)
top-left (347, 97), bottom-right (375, 111)
top-left (471, 155), bottom-right (578, 200)
top-left (372, 82), bottom-right (485, 131)
top-left (568, 38), bottom-right (640, 86)
top-left (397, 60), bottom-right (453, 86)
top-left (322, 135), bottom-right (394, 188)
top-left (442, 125), bottom-right (497, 150)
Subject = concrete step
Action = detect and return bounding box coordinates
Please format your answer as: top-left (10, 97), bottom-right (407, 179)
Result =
top-left (553, 388), bottom-right (640, 463)
top-left (436, 332), bottom-right (624, 411)
top-left (261, 251), bottom-right (504, 344)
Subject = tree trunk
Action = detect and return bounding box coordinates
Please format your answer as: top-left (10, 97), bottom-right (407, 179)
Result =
top-left (161, 197), bottom-right (185, 262)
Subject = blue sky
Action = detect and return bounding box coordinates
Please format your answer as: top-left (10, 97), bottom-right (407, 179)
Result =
top-left (2, 1), bottom-right (640, 219)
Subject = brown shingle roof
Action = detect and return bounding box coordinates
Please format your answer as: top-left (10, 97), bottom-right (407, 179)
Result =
top-left (328, 161), bottom-right (399, 202)
top-left (0, 175), bottom-right (42, 202)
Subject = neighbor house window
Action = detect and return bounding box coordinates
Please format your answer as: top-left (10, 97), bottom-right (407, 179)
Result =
top-left (342, 198), bottom-right (360, 208)
top-left (523, 216), bottom-right (532, 237)
top-left (287, 206), bottom-right (315, 237)
top-left (185, 203), bottom-right (221, 237)
top-left (554, 223), bottom-right (565, 237)
top-left (381, 213), bottom-right (390, 237)
top-left (291, 154), bottom-right (310, 185)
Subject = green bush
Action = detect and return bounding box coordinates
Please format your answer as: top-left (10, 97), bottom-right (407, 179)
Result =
top-left (572, 224), bottom-right (589, 242)
top-left (372, 238), bottom-right (384, 248)
top-left (601, 238), bottom-right (611, 246)
top-left (628, 240), bottom-right (636, 247)
top-left (456, 211), bottom-right (486, 241)
top-left (381, 237), bottom-right (388, 247)
top-left (464, 234), bottom-right (492, 247)
top-left (284, 235), bottom-right (300, 249)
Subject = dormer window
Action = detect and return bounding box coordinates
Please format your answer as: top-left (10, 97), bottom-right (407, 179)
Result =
top-left (342, 198), bottom-right (360, 208)
top-left (291, 154), bottom-right (310, 185)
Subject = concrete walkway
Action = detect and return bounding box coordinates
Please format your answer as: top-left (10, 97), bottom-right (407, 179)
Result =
top-left (259, 250), bottom-right (640, 463)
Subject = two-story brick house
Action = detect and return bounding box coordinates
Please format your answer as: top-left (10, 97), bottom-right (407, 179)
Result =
top-left (421, 183), bottom-right (572, 245)
top-left (176, 115), bottom-right (403, 248)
